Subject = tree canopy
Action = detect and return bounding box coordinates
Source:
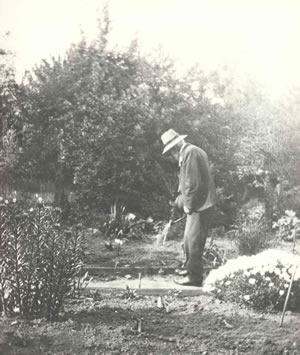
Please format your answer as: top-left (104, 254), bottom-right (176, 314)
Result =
top-left (1, 19), bottom-right (299, 224)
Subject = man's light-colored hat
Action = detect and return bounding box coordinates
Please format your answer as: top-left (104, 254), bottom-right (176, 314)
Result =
top-left (161, 129), bottom-right (187, 154)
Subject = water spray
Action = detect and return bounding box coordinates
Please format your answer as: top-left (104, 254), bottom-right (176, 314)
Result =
top-left (157, 214), bottom-right (186, 245)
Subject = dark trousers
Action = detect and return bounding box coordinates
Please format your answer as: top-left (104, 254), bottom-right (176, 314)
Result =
top-left (183, 206), bottom-right (215, 278)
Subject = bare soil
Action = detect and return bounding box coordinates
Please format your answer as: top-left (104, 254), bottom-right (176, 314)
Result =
top-left (0, 292), bottom-right (299, 354)
top-left (84, 226), bottom-right (238, 269)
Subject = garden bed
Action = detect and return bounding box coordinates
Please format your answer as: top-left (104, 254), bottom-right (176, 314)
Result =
top-left (0, 291), bottom-right (299, 354)
top-left (2, 222), bottom-right (299, 354)
top-left (83, 228), bottom-right (237, 271)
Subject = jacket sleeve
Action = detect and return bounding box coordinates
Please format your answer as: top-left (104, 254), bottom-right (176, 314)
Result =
top-left (182, 149), bottom-right (208, 211)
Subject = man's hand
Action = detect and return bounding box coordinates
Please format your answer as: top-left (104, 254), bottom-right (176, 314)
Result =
top-left (183, 206), bottom-right (192, 215)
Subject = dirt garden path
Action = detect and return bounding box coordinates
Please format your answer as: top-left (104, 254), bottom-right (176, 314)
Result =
top-left (87, 274), bottom-right (204, 291)
top-left (0, 288), bottom-right (299, 354)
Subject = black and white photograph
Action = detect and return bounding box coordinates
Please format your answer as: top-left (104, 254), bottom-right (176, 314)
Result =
top-left (0, 0), bottom-right (300, 353)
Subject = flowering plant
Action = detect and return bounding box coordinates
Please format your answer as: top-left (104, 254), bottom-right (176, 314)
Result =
top-left (0, 195), bottom-right (84, 320)
top-left (203, 249), bottom-right (300, 311)
top-left (272, 210), bottom-right (299, 241)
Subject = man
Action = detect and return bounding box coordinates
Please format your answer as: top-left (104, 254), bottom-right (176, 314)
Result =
top-left (161, 129), bottom-right (216, 286)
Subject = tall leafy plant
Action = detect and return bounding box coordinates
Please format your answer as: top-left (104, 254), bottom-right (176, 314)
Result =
top-left (0, 195), bottom-right (84, 320)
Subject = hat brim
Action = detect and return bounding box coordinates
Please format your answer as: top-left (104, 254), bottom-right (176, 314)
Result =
top-left (162, 135), bottom-right (187, 154)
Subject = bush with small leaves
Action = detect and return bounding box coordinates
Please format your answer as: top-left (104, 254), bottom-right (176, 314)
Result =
top-left (233, 205), bottom-right (272, 256)
top-left (272, 210), bottom-right (299, 241)
top-left (203, 249), bottom-right (300, 312)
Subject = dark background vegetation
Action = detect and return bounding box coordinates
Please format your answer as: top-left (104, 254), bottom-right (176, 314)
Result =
top-left (1, 12), bottom-right (300, 228)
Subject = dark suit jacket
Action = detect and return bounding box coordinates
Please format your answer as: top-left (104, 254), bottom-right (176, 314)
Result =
top-left (178, 143), bottom-right (216, 212)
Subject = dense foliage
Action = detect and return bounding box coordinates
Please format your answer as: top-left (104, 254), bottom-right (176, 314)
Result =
top-left (231, 202), bottom-right (272, 255)
top-left (1, 15), bottom-right (299, 225)
top-left (0, 44), bottom-right (18, 192)
top-left (272, 210), bottom-right (300, 241)
top-left (12, 39), bottom-right (185, 217)
top-left (0, 195), bottom-right (84, 320)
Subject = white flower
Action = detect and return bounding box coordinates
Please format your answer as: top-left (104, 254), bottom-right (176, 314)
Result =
top-left (259, 269), bottom-right (266, 276)
top-left (281, 272), bottom-right (290, 282)
top-left (285, 210), bottom-right (296, 217)
top-left (225, 280), bottom-right (231, 286)
top-left (0, 197), bottom-right (3, 202)
top-left (243, 295), bottom-right (250, 301)
top-left (288, 266), bottom-right (295, 274)
top-left (4, 199), bottom-right (9, 204)
top-left (38, 197), bottom-right (43, 203)
top-left (284, 283), bottom-right (289, 288)
top-left (12, 198), bottom-right (17, 203)
top-left (274, 268), bottom-right (281, 276)
top-left (29, 208), bottom-right (34, 212)
top-left (203, 249), bottom-right (300, 288)
top-left (269, 282), bottom-right (274, 287)
top-left (279, 290), bottom-right (285, 296)
top-left (249, 278), bottom-right (256, 285)
top-left (126, 213), bottom-right (136, 222)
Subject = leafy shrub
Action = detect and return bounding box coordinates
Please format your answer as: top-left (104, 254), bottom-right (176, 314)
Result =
top-left (272, 210), bottom-right (299, 241)
top-left (203, 249), bottom-right (300, 312)
top-left (0, 195), bottom-right (84, 320)
top-left (232, 204), bottom-right (272, 255)
top-left (102, 201), bottom-right (127, 239)
top-left (120, 285), bottom-right (140, 300)
top-left (203, 243), bottom-right (226, 269)
top-left (72, 271), bottom-right (93, 298)
top-left (102, 201), bottom-right (154, 243)
top-left (214, 187), bottom-right (236, 229)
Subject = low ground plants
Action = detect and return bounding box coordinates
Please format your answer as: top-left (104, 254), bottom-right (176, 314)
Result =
top-left (203, 249), bottom-right (300, 312)
top-left (102, 201), bottom-right (154, 253)
top-left (203, 243), bottom-right (226, 269)
top-left (0, 195), bottom-right (84, 320)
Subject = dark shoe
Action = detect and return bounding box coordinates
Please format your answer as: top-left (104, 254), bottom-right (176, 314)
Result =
top-left (175, 269), bottom-right (188, 276)
top-left (174, 275), bottom-right (203, 287)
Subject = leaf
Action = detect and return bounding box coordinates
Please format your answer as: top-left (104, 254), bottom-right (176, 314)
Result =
top-left (223, 319), bottom-right (234, 329)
